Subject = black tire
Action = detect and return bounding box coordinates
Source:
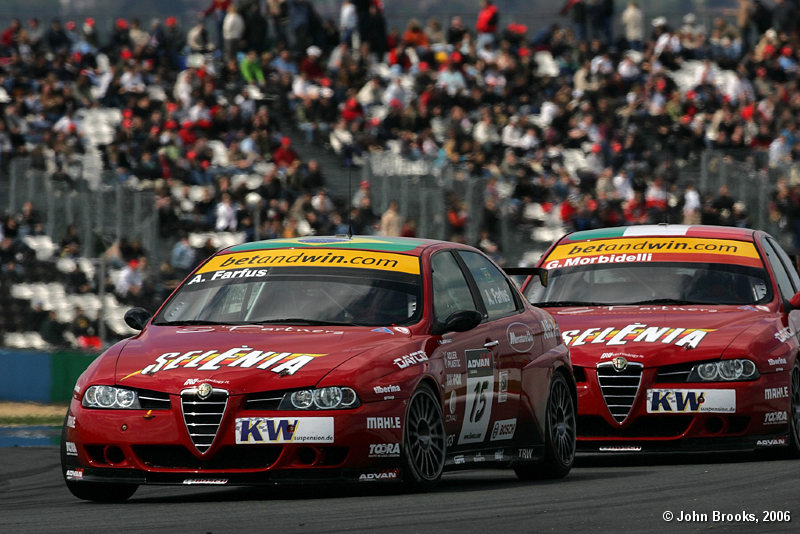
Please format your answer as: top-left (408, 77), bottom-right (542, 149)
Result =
top-left (61, 410), bottom-right (138, 502)
top-left (788, 360), bottom-right (800, 458)
top-left (401, 382), bottom-right (446, 491)
top-left (515, 372), bottom-right (576, 480)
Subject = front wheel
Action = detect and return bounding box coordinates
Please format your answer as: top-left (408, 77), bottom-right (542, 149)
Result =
top-left (401, 382), bottom-right (446, 491)
top-left (515, 372), bottom-right (576, 480)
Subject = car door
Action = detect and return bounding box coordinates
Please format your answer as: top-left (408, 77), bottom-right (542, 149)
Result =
top-left (455, 250), bottom-right (525, 445)
top-left (428, 250), bottom-right (500, 455)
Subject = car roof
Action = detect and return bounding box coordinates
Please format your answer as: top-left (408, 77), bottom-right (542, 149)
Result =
top-left (219, 235), bottom-right (460, 258)
top-left (560, 224), bottom-right (758, 243)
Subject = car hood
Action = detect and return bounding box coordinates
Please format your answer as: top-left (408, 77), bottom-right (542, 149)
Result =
top-left (114, 325), bottom-right (415, 394)
top-left (549, 304), bottom-right (776, 367)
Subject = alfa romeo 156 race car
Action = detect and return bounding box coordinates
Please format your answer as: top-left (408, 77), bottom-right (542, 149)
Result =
top-left (521, 225), bottom-right (800, 455)
top-left (62, 236), bottom-right (575, 502)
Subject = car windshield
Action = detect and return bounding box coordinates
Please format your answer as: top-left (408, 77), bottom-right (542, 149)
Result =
top-left (524, 262), bottom-right (772, 306)
top-left (153, 266), bottom-right (422, 327)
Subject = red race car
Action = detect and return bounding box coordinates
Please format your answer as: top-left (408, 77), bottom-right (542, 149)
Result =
top-left (521, 225), bottom-right (800, 455)
top-left (62, 236), bottom-right (575, 501)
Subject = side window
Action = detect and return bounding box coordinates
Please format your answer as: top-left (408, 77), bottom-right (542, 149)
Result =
top-left (457, 250), bottom-right (518, 320)
top-left (763, 239), bottom-right (796, 300)
top-left (766, 237), bottom-right (800, 291)
top-left (431, 251), bottom-right (478, 322)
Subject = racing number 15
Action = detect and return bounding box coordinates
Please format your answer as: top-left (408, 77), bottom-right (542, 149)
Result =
top-left (470, 380), bottom-right (489, 422)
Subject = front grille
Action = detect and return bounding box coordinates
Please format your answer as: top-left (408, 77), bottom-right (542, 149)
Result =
top-left (655, 363), bottom-right (694, 383)
top-left (181, 387), bottom-right (228, 454)
top-left (137, 389), bottom-right (171, 410)
top-left (578, 415), bottom-right (693, 437)
top-left (596, 361), bottom-right (643, 423)
top-left (243, 391), bottom-right (286, 411)
top-left (133, 445), bottom-right (281, 469)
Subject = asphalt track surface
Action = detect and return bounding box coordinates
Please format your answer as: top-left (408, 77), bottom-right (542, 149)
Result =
top-left (1, 447), bottom-right (798, 534)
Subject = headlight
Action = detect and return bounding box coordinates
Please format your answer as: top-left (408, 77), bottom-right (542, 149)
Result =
top-left (281, 387), bottom-right (360, 410)
top-left (688, 359), bottom-right (759, 382)
top-left (82, 385), bottom-right (142, 409)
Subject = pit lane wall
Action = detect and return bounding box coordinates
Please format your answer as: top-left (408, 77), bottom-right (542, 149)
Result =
top-left (0, 349), bottom-right (96, 403)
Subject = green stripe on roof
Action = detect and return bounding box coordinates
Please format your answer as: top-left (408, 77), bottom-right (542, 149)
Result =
top-left (229, 236), bottom-right (425, 253)
top-left (566, 228), bottom-right (628, 241)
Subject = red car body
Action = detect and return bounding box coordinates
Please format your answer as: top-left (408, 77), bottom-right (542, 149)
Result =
top-left (62, 236), bottom-right (575, 501)
top-left (521, 225), bottom-right (800, 454)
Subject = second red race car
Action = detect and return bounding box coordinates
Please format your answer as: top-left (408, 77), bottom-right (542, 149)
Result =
top-left (521, 224), bottom-right (800, 455)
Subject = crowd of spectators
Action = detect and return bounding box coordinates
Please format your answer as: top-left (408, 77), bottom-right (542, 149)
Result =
top-left (5, 1), bottom-right (800, 343)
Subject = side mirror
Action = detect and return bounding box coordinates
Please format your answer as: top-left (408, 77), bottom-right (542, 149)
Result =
top-left (124, 307), bottom-right (152, 330)
top-left (431, 310), bottom-right (483, 336)
top-left (503, 267), bottom-right (548, 287)
top-left (788, 291), bottom-right (800, 311)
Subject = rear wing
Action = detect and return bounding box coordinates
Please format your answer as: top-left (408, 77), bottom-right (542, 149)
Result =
top-left (502, 267), bottom-right (548, 287)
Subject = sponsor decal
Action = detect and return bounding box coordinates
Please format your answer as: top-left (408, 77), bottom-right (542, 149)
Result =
top-left (764, 411), bottom-right (788, 425)
top-left (494, 450), bottom-right (504, 461)
top-left (543, 237), bottom-right (761, 269)
top-left (393, 327), bottom-right (411, 335)
top-left (498, 370), bottom-right (508, 403)
top-left (459, 349), bottom-right (495, 445)
top-left (447, 434), bottom-right (455, 447)
top-left (438, 337), bottom-right (454, 345)
top-left (393, 350), bottom-right (428, 369)
top-left (446, 374), bottom-right (462, 387)
top-left (768, 357), bottom-right (788, 366)
top-left (186, 268), bottom-right (269, 285)
top-left (541, 317), bottom-right (559, 340)
top-left (774, 327), bottom-right (794, 343)
top-left (183, 378), bottom-right (229, 386)
top-left (183, 479), bottom-right (228, 485)
top-left (66, 415), bottom-right (76, 429)
top-left (371, 327), bottom-right (394, 334)
top-left (65, 441), bottom-right (78, 456)
top-left (600, 351), bottom-right (643, 360)
top-left (368, 443), bottom-right (401, 458)
top-left (599, 446), bottom-right (643, 452)
top-left (765, 387), bottom-right (789, 400)
top-left (65, 469), bottom-right (83, 480)
top-left (444, 351), bottom-right (460, 369)
top-left (373, 384), bottom-right (401, 397)
top-left (235, 417), bottom-right (334, 443)
top-left (453, 455), bottom-right (465, 465)
top-left (473, 453), bottom-right (485, 462)
top-left (366, 416), bottom-right (401, 429)
top-left (448, 391), bottom-right (457, 416)
top-left (125, 347), bottom-right (325, 380)
top-left (647, 389), bottom-right (735, 413)
top-left (490, 418), bottom-right (517, 441)
top-left (200, 250), bottom-right (421, 275)
top-left (359, 469), bottom-right (400, 481)
top-left (518, 448), bottom-right (534, 460)
top-left (507, 322), bottom-right (535, 353)
top-left (756, 438), bottom-right (787, 447)
top-left (562, 324), bottom-right (713, 349)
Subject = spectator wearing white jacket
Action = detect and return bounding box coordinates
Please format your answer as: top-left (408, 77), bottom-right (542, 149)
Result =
top-left (222, 4), bottom-right (244, 62)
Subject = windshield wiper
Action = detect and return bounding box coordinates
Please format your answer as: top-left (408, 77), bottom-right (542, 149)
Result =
top-left (625, 298), bottom-right (705, 305)
top-left (535, 301), bottom-right (607, 307)
top-left (153, 320), bottom-right (222, 326)
top-left (250, 318), bottom-right (354, 326)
